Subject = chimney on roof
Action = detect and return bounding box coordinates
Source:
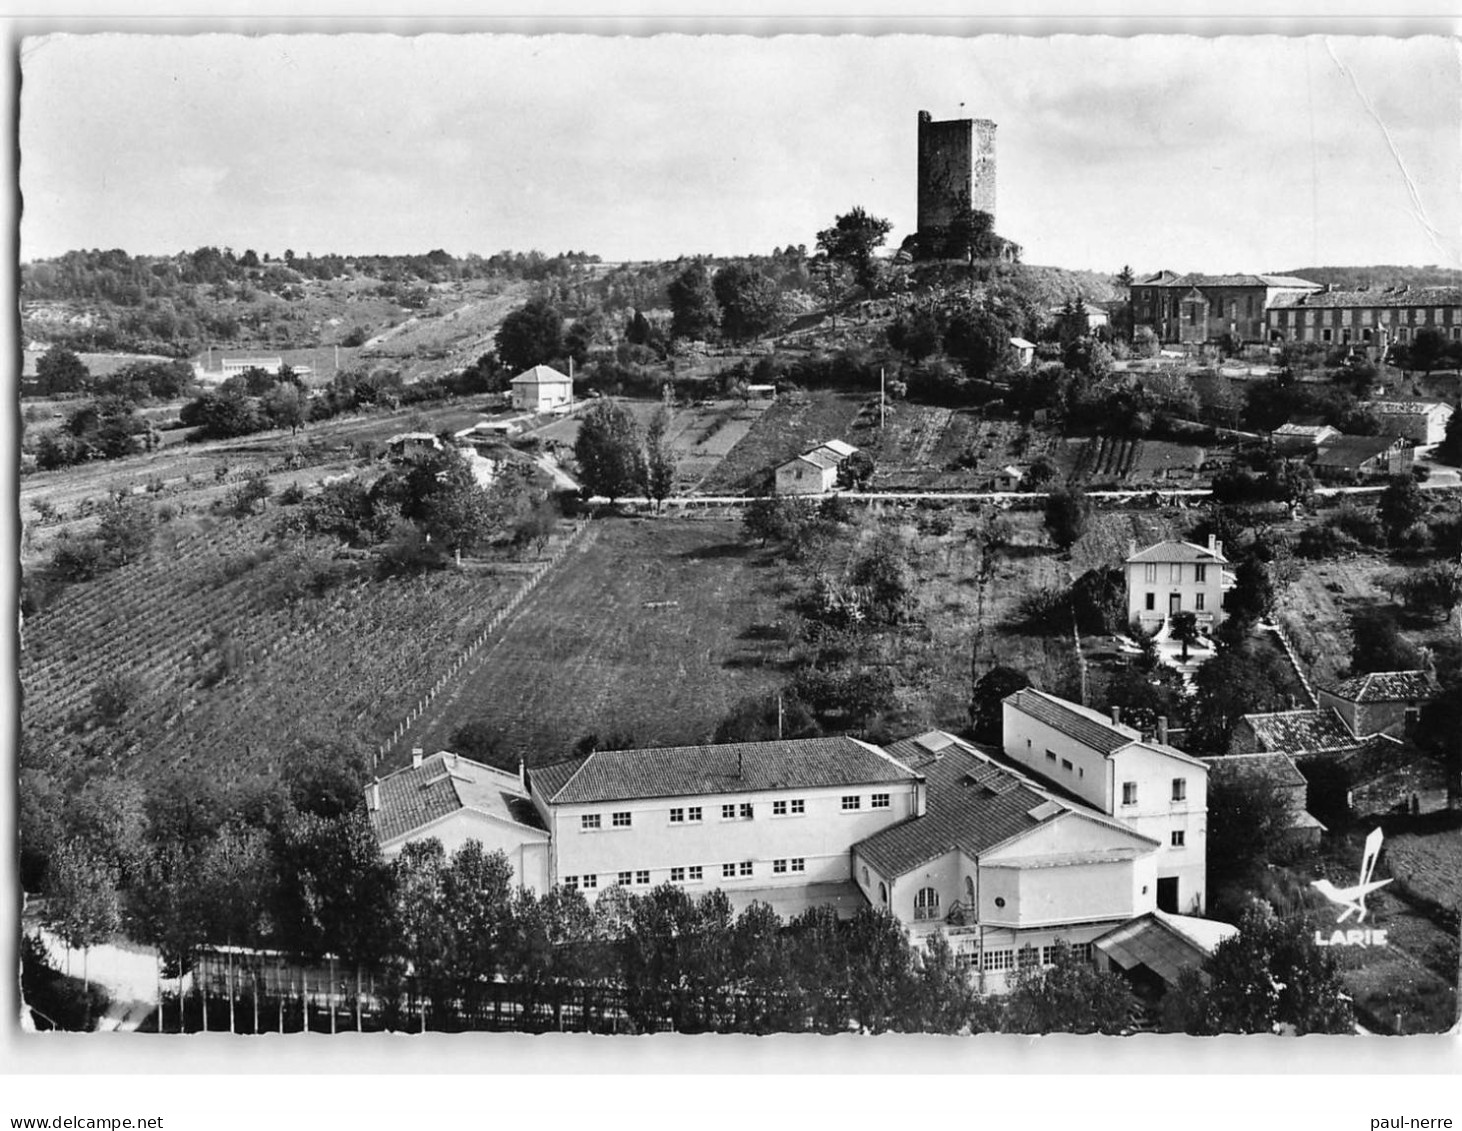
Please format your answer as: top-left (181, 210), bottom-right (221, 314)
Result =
top-left (1111, 706), bottom-right (1122, 727)
top-left (519, 758), bottom-right (526, 791)
top-left (369, 780), bottom-right (380, 811)
top-left (412, 747), bottom-right (424, 769)
top-left (1157, 716), bottom-right (1169, 745)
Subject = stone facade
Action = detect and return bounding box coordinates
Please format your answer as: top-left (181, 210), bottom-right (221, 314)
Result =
top-left (1131, 272), bottom-right (1321, 344)
top-left (917, 110), bottom-right (997, 236)
top-left (1267, 286), bottom-right (1462, 349)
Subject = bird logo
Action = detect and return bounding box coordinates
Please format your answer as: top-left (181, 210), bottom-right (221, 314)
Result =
top-left (1311, 827), bottom-right (1391, 924)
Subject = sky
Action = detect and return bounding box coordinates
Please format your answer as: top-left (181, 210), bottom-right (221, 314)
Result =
top-left (17, 32), bottom-right (1462, 274)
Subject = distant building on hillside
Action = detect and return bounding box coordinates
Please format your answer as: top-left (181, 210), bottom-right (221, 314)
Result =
top-left (1315, 670), bottom-right (1439, 740)
top-left (1312, 434), bottom-right (1412, 481)
top-left (1365, 400), bottom-right (1455, 447)
top-left (1266, 285), bottom-right (1462, 349)
top-left (1130, 271), bottom-right (1322, 345)
top-left (510, 364), bottom-right (573, 412)
top-left (775, 439), bottom-right (858, 495)
top-left (1124, 535), bottom-right (1234, 633)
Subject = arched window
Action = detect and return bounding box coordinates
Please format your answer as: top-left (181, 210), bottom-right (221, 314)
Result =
top-left (914, 887), bottom-right (940, 921)
top-left (964, 876), bottom-right (976, 908)
top-left (878, 882), bottom-right (888, 904)
top-left (861, 865), bottom-right (870, 887)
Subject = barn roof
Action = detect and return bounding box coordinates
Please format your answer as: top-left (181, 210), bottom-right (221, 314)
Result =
top-left (529, 736), bottom-right (919, 806)
top-left (1322, 670), bottom-right (1439, 705)
top-left (854, 733), bottom-right (1156, 879)
top-left (369, 751), bottom-right (547, 845)
top-left (1238, 709), bottom-right (1359, 755)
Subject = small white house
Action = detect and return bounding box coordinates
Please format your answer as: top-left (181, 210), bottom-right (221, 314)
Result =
top-left (1009, 337), bottom-right (1036, 368)
top-left (510, 364), bottom-right (573, 413)
top-left (775, 440), bottom-right (858, 495)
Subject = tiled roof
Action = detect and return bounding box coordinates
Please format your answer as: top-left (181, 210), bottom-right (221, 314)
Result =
top-left (1274, 423), bottom-right (1338, 439)
top-left (1367, 400), bottom-right (1453, 417)
top-left (1240, 709), bottom-right (1359, 755)
top-left (1335, 734), bottom-right (1441, 790)
top-left (1315, 436), bottom-right (1402, 467)
top-left (787, 449), bottom-right (840, 471)
top-left (1143, 273), bottom-right (1321, 290)
top-left (529, 736), bottom-right (919, 806)
top-left (369, 752), bottom-right (548, 844)
top-left (819, 439), bottom-right (858, 458)
top-left (1004, 688), bottom-right (1141, 756)
top-left (1268, 285), bottom-right (1462, 310)
top-left (510, 364), bottom-right (572, 385)
top-left (1124, 539), bottom-right (1229, 565)
top-left (855, 736), bottom-right (1074, 877)
top-left (1203, 752), bottom-right (1307, 790)
top-left (1323, 670), bottom-right (1439, 704)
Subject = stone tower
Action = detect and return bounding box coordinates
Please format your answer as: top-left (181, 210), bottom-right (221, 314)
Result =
top-left (916, 110), bottom-right (997, 236)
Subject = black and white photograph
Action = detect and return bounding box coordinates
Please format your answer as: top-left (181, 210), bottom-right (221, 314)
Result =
top-left (7, 19), bottom-right (1462, 1095)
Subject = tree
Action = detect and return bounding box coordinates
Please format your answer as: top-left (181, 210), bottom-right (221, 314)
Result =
top-left (42, 840), bottom-right (121, 1014)
top-left (1406, 327), bottom-right (1448, 374)
top-left (943, 306), bottom-right (1013, 381)
top-left (848, 526), bottom-right (918, 626)
top-left (1390, 562), bottom-right (1462, 623)
top-left (1226, 557), bottom-right (1276, 629)
top-left (1043, 485), bottom-right (1091, 552)
top-left (1114, 265), bottom-right (1135, 288)
top-left (1378, 475), bottom-right (1426, 544)
top-left (667, 261), bottom-right (721, 342)
top-left (1070, 567), bottom-right (1126, 635)
top-left (262, 382), bottom-right (308, 435)
top-left (573, 399), bottom-right (645, 504)
top-left (970, 666), bottom-right (1031, 742)
top-left (1185, 642), bottom-right (1292, 754)
top-left (1348, 607), bottom-right (1422, 674)
top-left (35, 344), bottom-right (90, 395)
top-left (836, 450), bottom-right (875, 491)
top-left (642, 408), bottom-right (677, 512)
top-left (1205, 773), bottom-right (1298, 893)
top-left (999, 941), bottom-right (1137, 1034)
top-left (97, 501), bottom-right (156, 567)
top-left (815, 207), bottom-right (893, 290)
top-left (1169, 610), bottom-right (1200, 661)
top-left (1175, 902), bottom-right (1353, 1035)
top-left (712, 264), bottom-right (782, 342)
top-left (494, 299), bottom-right (564, 371)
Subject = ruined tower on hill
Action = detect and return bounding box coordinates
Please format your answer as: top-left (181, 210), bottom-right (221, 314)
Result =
top-left (916, 110), bottom-right (997, 238)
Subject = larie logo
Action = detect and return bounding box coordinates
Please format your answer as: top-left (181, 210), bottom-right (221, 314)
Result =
top-left (1312, 827), bottom-right (1391, 948)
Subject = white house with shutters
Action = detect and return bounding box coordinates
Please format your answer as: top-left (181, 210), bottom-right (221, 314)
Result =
top-left (1124, 534), bottom-right (1234, 633)
top-left (1001, 688), bottom-right (1209, 917)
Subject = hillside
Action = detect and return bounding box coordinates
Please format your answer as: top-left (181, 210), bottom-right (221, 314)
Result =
top-left (1277, 264), bottom-right (1462, 289)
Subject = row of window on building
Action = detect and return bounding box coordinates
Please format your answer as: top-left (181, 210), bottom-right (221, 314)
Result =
top-left (562, 858), bottom-right (810, 891)
top-left (956, 942), bottom-right (1095, 973)
top-left (582, 794), bottom-right (891, 832)
top-left (1141, 563), bottom-right (1208, 584)
top-left (1142, 591), bottom-right (1207, 611)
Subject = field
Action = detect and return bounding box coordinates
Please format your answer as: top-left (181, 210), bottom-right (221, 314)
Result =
top-left (1386, 819), bottom-right (1462, 912)
top-left (392, 506), bottom-right (1158, 772)
top-left (698, 390), bottom-right (866, 493)
top-left (20, 505), bottom-right (588, 791)
top-left (398, 517), bottom-right (797, 764)
top-left (1069, 437), bottom-right (1206, 487)
top-left (529, 396), bottom-right (772, 493)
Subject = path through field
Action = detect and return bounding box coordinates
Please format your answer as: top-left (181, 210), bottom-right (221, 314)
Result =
top-left (397, 518), bottom-right (796, 769)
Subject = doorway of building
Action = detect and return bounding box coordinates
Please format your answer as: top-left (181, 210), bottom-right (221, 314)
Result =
top-left (1157, 877), bottom-right (1179, 913)
top-left (1168, 593), bottom-right (1182, 616)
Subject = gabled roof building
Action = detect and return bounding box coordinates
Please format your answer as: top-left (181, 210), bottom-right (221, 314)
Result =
top-left (1130, 271), bottom-right (1322, 345)
top-left (1125, 534), bottom-right (1235, 632)
top-left (851, 731), bottom-right (1163, 992)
